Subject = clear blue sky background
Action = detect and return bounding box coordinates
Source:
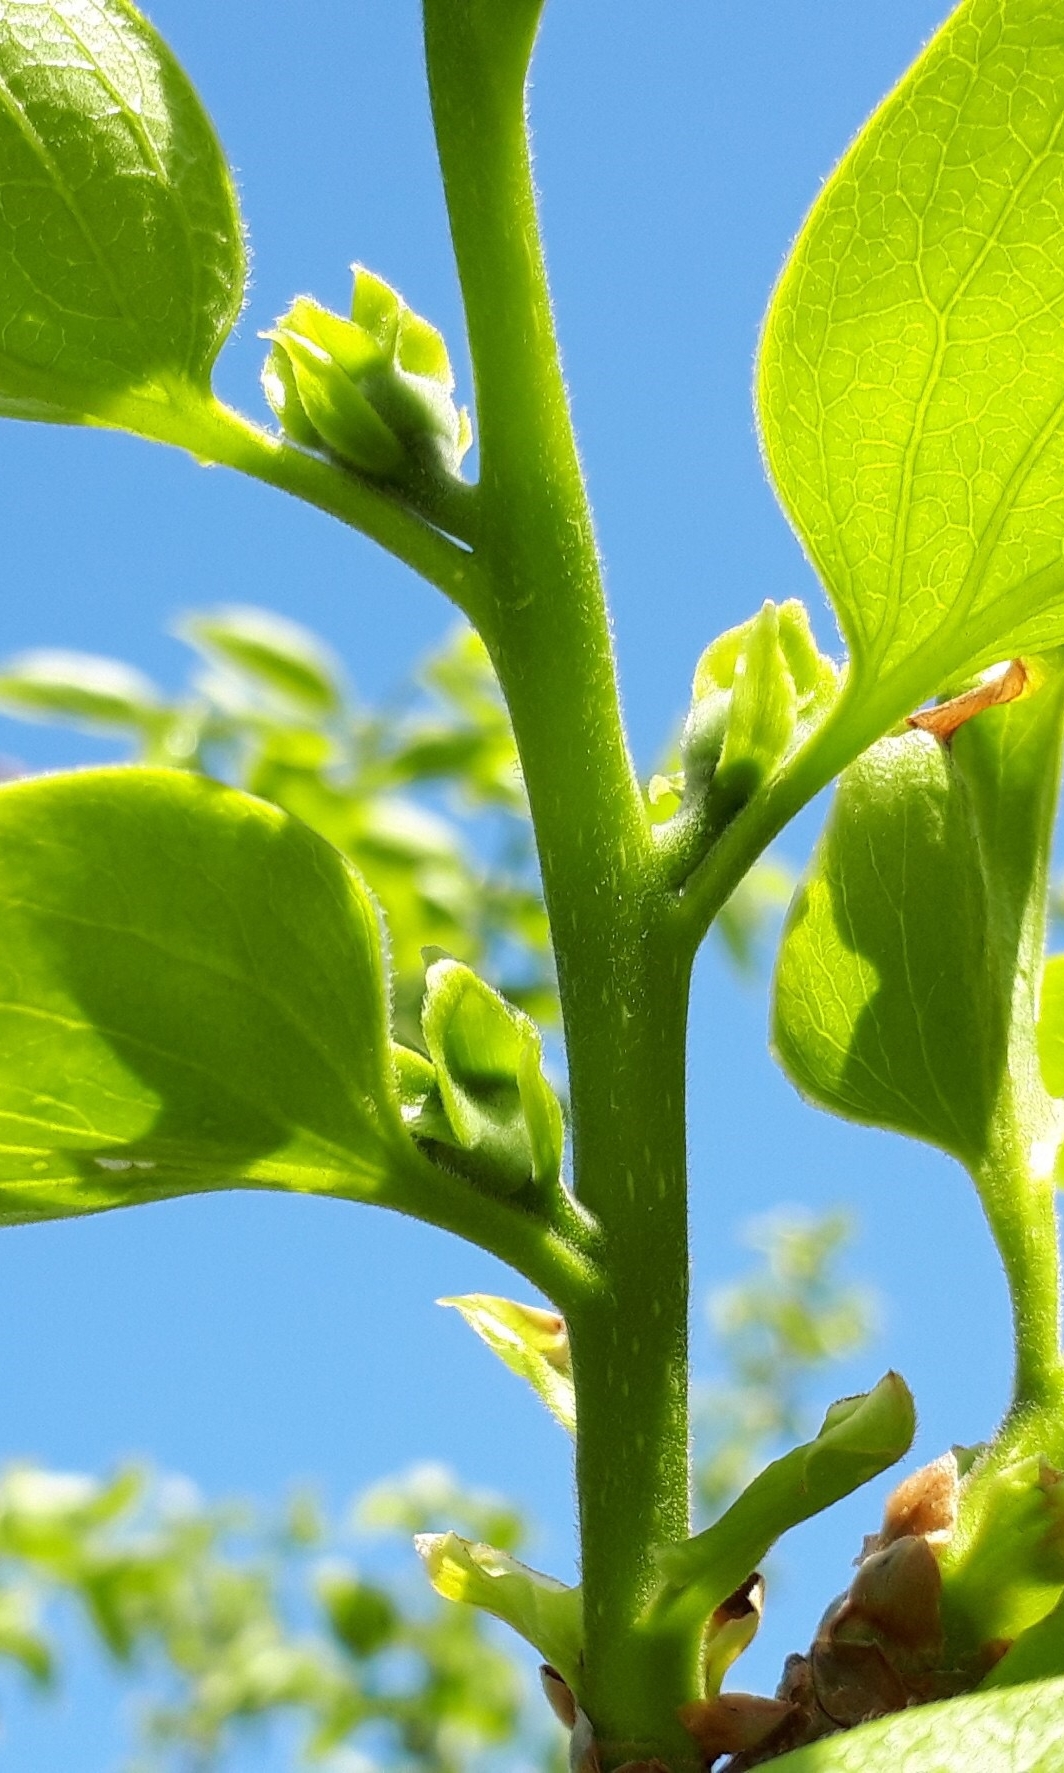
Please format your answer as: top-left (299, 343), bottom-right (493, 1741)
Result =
top-left (0, 1), bottom-right (1029, 1765)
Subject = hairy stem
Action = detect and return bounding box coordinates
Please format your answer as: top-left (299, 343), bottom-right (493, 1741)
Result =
top-left (422, 2), bottom-right (700, 1758)
top-left (100, 388), bottom-right (484, 611)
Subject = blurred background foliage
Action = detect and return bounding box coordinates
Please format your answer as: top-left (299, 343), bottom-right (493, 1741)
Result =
top-left (0, 612), bottom-right (868, 1768)
top-left (0, 606), bottom-right (792, 1044)
top-left (0, 1208), bottom-right (868, 1773)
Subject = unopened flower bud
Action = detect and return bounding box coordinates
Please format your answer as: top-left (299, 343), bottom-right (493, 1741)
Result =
top-left (262, 269), bottom-right (472, 482)
top-left (680, 599), bottom-right (837, 811)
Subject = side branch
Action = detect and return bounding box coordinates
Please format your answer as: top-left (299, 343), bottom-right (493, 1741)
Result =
top-left (101, 389), bottom-right (486, 616)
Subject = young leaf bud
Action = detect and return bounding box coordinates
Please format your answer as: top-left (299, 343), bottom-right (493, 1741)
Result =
top-left (415, 1531), bottom-right (582, 1683)
top-left (940, 1455), bottom-right (1064, 1652)
top-left (439, 1294), bottom-right (576, 1433)
top-left (262, 270), bottom-right (473, 481)
top-left (420, 958), bottom-right (564, 1195)
top-left (680, 599), bottom-right (837, 810)
top-left (841, 1535), bottom-right (943, 1654)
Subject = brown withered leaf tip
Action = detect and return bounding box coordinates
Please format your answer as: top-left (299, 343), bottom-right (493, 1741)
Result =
top-left (540, 1664), bottom-right (578, 1730)
top-left (906, 658), bottom-right (1027, 741)
top-left (712, 1574), bottom-right (765, 1629)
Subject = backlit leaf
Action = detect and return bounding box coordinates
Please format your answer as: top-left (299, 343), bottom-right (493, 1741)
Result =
top-left (178, 607), bottom-right (343, 715)
top-left (652, 1373), bottom-right (914, 1627)
top-left (0, 0), bottom-right (244, 422)
top-left (0, 649), bottom-right (163, 730)
top-left (0, 767), bottom-right (416, 1222)
top-left (439, 1294), bottom-right (576, 1433)
top-left (760, 0), bottom-right (1064, 711)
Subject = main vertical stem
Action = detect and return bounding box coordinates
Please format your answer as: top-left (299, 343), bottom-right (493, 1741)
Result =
top-left (422, 4), bottom-right (700, 1760)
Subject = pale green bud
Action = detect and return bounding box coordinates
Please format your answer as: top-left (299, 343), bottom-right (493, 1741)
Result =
top-left (262, 270), bottom-right (472, 482)
top-left (439, 1294), bottom-right (575, 1433)
top-left (419, 959), bottom-right (564, 1196)
top-left (415, 1531), bottom-right (582, 1683)
top-left (681, 598), bottom-right (837, 808)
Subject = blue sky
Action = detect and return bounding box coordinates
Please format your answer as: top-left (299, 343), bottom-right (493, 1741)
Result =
top-left (0, 1), bottom-right (1028, 1765)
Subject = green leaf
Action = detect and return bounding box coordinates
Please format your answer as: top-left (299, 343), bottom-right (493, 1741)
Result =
top-left (0, 0), bottom-right (244, 422)
top-left (0, 766), bottom-right (416, 1223)
top-left (1036, 954), bottom-right (1064, 1119)
top-left (652, 1373), bottom-right (914, 1627)
top-left (774, 733), bottom-right (1000, 1166)
top-left (983, 1589), bottom-right (1064, 1688)
top-left (420, 958), bottom-right (564, 1195)
top-left (682, 600), bottom-right (837, 801)
top-left (759, 0), bottom-right (1064, 712)
top-left (415, 1531), bottom-right (582, 1685)
top-left (773, 671), bottom-right (1064, 1174)
top-left (438, 1294), bottom-right (576, 1433)
top-left (178, 607), bottom-right (344, 715)
top-left (0, 649), bottom-right (164, 730)
top-left (0, 1588), bottom-right (51, 1684)
top-left (767, 1675), bottom-right (1064, 1771)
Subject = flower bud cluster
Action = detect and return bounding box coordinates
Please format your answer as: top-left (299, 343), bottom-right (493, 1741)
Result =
top-left (680, 599), bottom-right (837, 812)
top-left (262, 267), bottom-right (472, 482)
top-left (392, 958), bottom-right (564, 1198)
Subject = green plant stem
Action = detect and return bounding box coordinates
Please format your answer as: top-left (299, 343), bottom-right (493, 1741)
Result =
top-left (422, 3), bottom-right (702, 1760)
top-left (974, 1130), bottom-right (1064, 1421)
top-left (94, 387), bottom-right (483, 612)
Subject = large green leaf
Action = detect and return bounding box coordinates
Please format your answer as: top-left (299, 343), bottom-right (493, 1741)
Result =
top-left (773, 674), bottom-right (1064, 1172)
top-left (0, 0), bottom-right (243, 421)
top-left (0, 767), bottom-right (415, 1222)
top-left (760, 0), bottom-right (1064, 708)
top-left (768, 1675), bottom-right (1064, 1771)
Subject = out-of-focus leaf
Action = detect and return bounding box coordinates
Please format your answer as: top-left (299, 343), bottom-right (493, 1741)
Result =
top-left (178, 607), bottom-right (343, 714)
top-left (0, 0), bottom-right (244, 422)
top-left (715, 859), bottom-right (794, 977)
top-left (356, 1462), bottom-right (525, 1555)
top-left (0, 1588), bottom-right (52, 1682)
top-left (0, 767), bottom-right (418, 1222)
top-left (0, 651), bottom-right (164, 731)
top-left (695, 1210), bottom-right (871, 1517)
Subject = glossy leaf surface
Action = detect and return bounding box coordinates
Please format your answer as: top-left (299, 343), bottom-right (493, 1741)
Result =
top-left (760, 0), bottom-right (1064, 704)
top-left (769, 1675), bottom-right (1064, 1771)
top-left (0, 0), bottom-right (244, 421)
top-left (0, 767), bottom-right (412, 1222)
